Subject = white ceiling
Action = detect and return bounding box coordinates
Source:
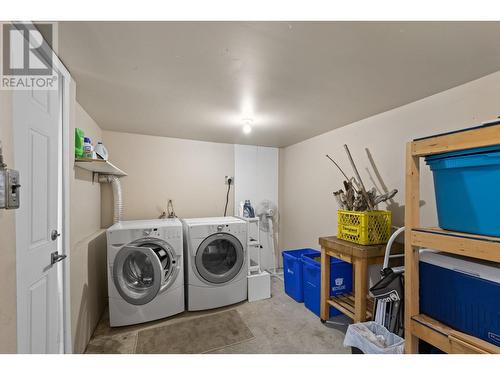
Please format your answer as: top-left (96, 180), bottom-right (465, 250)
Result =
top-left (58, 22), bottom-right (500, 147)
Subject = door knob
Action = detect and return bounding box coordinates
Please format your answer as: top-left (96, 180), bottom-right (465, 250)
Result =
top-left (51, 251), bottom-right (67, 265)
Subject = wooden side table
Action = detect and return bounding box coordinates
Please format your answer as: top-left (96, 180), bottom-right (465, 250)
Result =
top-left (319, 236), bottom-right (402, 323)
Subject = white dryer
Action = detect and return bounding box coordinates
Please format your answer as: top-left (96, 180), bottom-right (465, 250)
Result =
top-left (182, 217), bottom-right (248, 311)
top-left (106, 219), bottom-right (184, 326)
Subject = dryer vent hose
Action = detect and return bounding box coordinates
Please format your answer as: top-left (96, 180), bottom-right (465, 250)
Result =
top-left (98, 175), bottom-right (123, 224)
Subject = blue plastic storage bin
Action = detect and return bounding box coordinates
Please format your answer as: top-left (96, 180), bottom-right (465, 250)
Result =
top-left (282, 248), bottom-right (319, 302)
top-left (420, 250), bottom-right (500, 347)
top-left (301, 253), bottom-right (353, 318)
top-left (425, 145), bottom-right (500, 237)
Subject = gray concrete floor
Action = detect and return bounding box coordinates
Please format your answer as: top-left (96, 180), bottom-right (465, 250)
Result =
top-left (85, 278), bottom-right (352, 354)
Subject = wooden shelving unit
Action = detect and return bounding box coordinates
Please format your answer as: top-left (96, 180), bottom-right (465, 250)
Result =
top-left (411, 314), bottom-right (500, 354)
top-left (74, 158), bottom-right (127, 177)
top-left (404, 124), bottom-right (500, 354)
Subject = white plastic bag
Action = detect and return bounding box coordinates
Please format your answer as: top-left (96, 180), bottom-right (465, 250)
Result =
top-left (343, 321), bottom-right (405, 354)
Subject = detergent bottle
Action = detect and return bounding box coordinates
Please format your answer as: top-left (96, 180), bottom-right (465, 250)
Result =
top-left (243, 200), bottom-right (255, 218)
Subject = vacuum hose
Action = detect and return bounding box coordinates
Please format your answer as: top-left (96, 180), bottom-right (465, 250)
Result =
top-left (98, 175), bottom-right (123, 224)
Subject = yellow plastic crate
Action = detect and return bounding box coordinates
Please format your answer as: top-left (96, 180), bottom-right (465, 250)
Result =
top-left (337, 210), bottom-right (392, 245)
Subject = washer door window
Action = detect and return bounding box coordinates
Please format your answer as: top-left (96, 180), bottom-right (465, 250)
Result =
top-left (113, 245), bottom-right (163, 305)
top-left (195, 233), bottom-right (244, 284)
top-left (131, 238), bottom-right (178, 293)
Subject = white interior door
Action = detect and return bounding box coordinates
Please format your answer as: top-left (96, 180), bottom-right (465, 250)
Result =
top-left (13, 75), bottom-right (63, 354)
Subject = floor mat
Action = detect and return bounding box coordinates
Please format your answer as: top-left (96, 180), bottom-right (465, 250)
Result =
top-left (135, 309), bottom-right (255, 354)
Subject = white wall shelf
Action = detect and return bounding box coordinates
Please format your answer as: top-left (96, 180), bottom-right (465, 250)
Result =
top-left (75, 158), bottom-right (127, 177)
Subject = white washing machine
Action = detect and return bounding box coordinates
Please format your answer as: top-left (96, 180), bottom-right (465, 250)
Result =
top-left (106, 219), bottom-right (184, 326)
top-left (182, 217), bottom-right (248, 311)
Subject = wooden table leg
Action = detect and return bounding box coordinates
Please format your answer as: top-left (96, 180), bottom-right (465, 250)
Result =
top-left (320, 248), bottom-right (330, 322)
top-left (353, 257), bottom-right (368, 323)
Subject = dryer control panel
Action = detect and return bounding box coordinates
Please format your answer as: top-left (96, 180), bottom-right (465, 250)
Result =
top-left (189, 223), bottom-right (246, 239)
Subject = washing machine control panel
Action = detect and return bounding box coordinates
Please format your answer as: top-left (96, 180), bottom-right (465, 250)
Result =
top-left (143, 228), bottom-right (160, 237)
top-left (142, 227), bottom-right (181, 239)
top-left (209, 224), bottom-right (240, 234)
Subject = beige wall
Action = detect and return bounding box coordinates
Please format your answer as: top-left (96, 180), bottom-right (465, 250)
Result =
top-left (70, 96), bottom-right (107, 353)
top-left (279, 70), bottom-right (500, 252)
top-left (0, 90), bottom-right (17, 353)
top-left (101, 131), bottom-right (235, 226)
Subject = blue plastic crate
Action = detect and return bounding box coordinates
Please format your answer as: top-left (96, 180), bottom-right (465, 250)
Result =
top-left (282, 248), bottom-right (319, 302)
top-left (301, 253), bottom-right (353, 318)
top-left (425, 144), bottom-right (500, 237)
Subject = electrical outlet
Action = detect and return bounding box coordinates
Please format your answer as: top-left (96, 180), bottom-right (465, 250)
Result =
top-left (225, 176), bottom-right (234, 185)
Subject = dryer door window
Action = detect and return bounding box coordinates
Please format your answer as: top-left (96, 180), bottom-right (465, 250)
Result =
top-left (113, 245), bottom-right (163, 305)
top-left (195, 233), bottom-right (244, 284)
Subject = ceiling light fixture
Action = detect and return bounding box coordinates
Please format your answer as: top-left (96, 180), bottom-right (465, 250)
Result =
top-left (242, 117), bottom-right (253, 134)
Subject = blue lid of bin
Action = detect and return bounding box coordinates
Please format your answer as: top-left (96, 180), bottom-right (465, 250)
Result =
top-left (425, 146), bottom-right (500, 171)
top-left (425, 144), bottom-right (500, 162)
